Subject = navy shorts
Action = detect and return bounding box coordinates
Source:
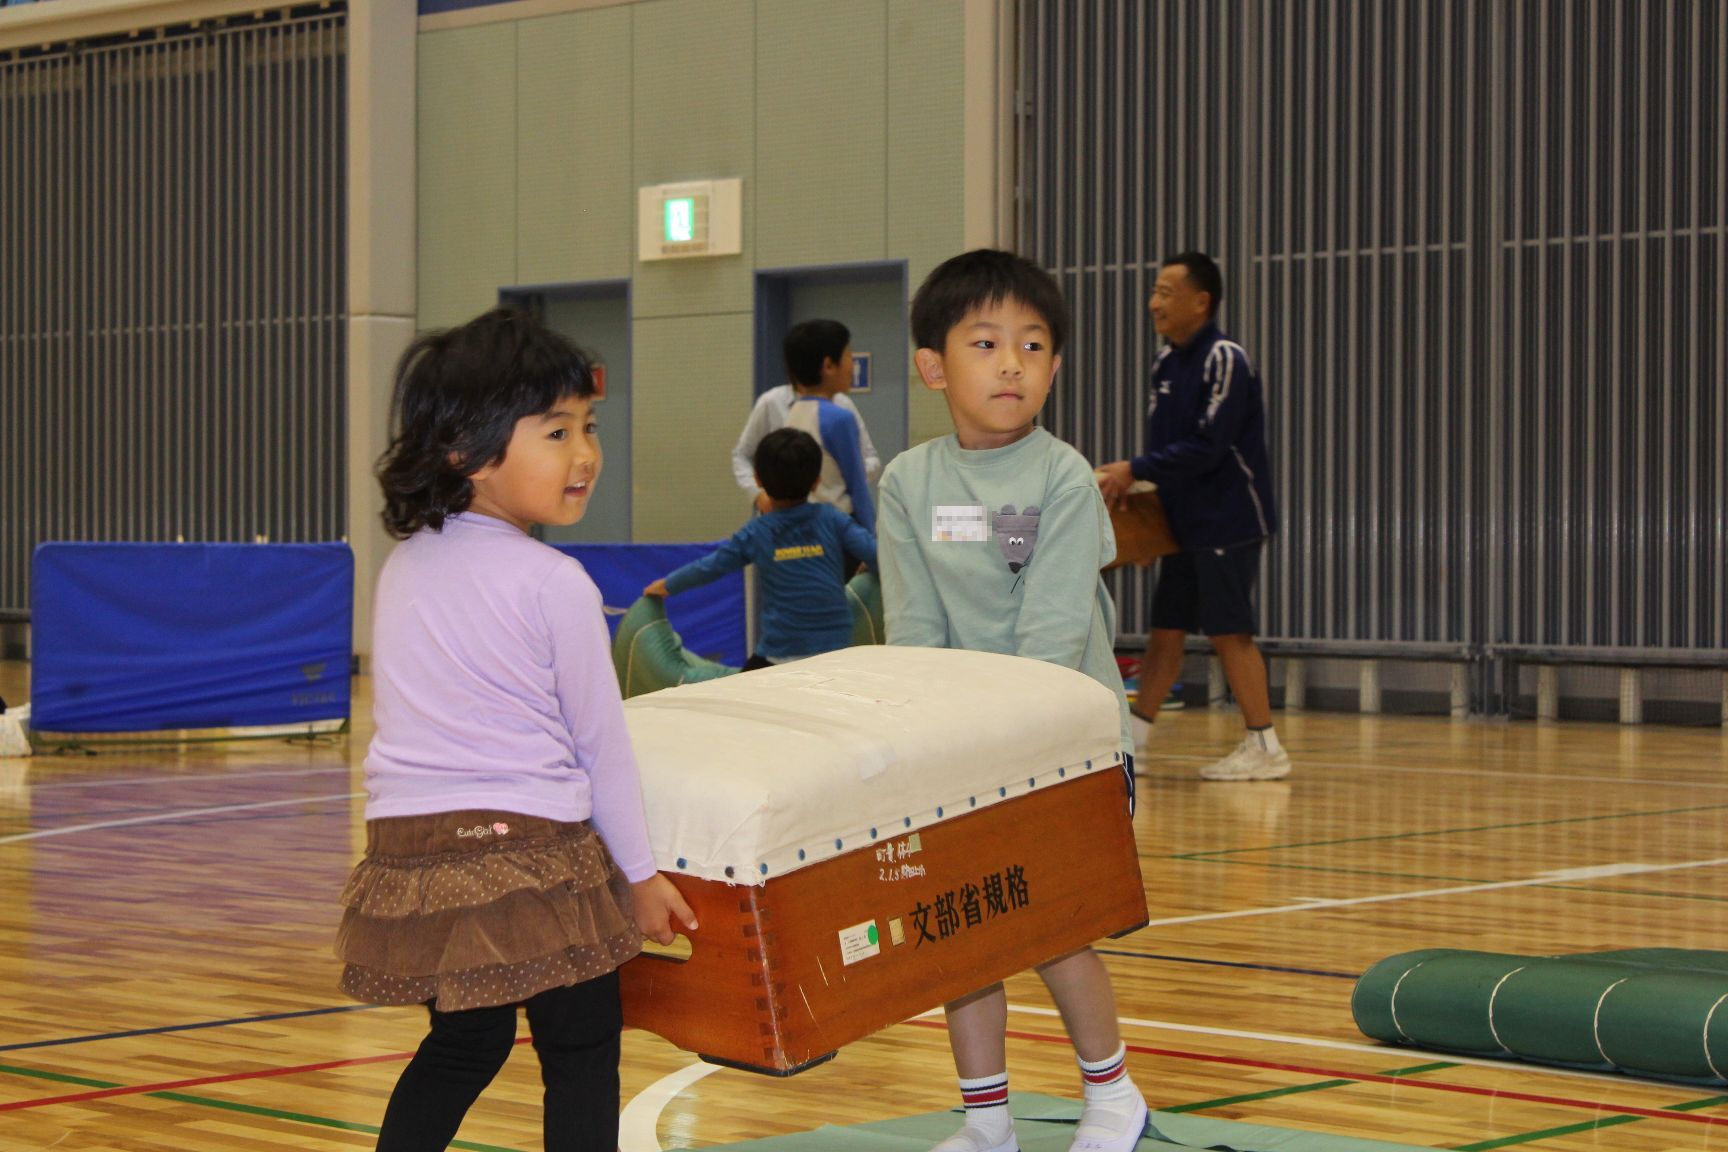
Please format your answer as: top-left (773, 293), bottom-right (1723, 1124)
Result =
top-left (1149, 541), bottom-right (1264, 637)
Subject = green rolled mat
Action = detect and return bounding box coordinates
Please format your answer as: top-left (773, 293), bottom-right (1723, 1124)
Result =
top-left (1350, 949), bottom-right (1457, 1043)
top-left (1490, 961), bottom-right (1621, 1070)
top-left (1592, 948), bottom-right (1728, 976)
top-left (611, 596), bottom-right (738, 699)
top-left (611, 572), bottom-right (886, 698)
top-left (1596, 971), bottom-right (1728, 1081)
top-left (1373, 951), bottom-right (1533, 1054)
top-left (1354, 947), bottom-right (1728, 1085)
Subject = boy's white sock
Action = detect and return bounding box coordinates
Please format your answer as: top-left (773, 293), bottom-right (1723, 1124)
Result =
top-left (931, 1072), bottom-right (1016, 1152)
top-left (1249, 725), bottom-right (1282, 756)
top-left (1072, 1044), bottom-right (1147, 1152)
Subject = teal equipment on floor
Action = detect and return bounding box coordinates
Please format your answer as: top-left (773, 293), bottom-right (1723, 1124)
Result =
top-left (1354, 948), bottom-right (1728, 1084)
top-left (613, 571), bottom-right (885, 698)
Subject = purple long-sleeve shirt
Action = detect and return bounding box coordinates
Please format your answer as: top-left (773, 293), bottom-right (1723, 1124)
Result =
top-left (362, 512), bottom-right (658, 882)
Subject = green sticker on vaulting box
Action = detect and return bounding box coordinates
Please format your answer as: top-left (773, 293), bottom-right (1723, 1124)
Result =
top-left (839, 920), bottom-right (880, 965)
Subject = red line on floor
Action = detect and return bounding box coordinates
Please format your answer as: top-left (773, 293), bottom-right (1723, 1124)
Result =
top-left (0, 1038), bottom-right (535, 1113)
top-left (905, 1019), bottom-right (1728, 1130)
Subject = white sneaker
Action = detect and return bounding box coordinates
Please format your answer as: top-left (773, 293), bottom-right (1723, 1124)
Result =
top-left (931, 1127), bottom-right (1018, 1152)
top-left (1069, 1094), bottom-right (1148, 1152)
top-left (1199, 736), bottom-right (1291, 781)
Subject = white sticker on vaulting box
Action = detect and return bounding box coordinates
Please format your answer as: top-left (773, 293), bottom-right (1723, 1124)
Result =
top-left (838, 920), bottom-right (881, 965)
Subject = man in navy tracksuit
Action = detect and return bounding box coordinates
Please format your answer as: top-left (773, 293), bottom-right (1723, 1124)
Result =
top-left (1098, 252), bottom-right (1288, 780)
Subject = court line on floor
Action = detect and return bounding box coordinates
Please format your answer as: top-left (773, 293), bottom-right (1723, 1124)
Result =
top-left (1136, 855), bottom-right (1728, 928)
top-left (0, 1004), bottom-right (382, 1054)
top-left (1002, 1005), bottom-right (1671, 1087)
top-left (19, 765), bottom-right (352, 793)
top-left (1450, 1093), bottom-right (1728, 1151)
top-left (908, 1020), bottom-right (1728, 1130)
top-left (0, 1034), bottom-right (536, 1115)
top-left (0, 792), bottom-right (362, 845)
top-left (1187, 854), bottom-right (1728, 907)
top-left (6, 1012), bottom-right (1706, 1145)
top-left (0, 1050), bottom-right (411, 1112)
top-left (1167, 802), bottom-right (1728, 860)
top-left (0, 1059), bottom-right (518, 1151)
top-left (620, 1060), bottom-right (725, 1152)
top-left (1160, 1059), bottom-right (1457, 1115)
top-left (1095, 949), bottom-right (1359, 980)
top-left (1145, 755), bottom-right (1728, 790)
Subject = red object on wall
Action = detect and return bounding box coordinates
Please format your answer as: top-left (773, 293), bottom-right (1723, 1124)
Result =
top-left (591, 364), bottom-right (607, 400)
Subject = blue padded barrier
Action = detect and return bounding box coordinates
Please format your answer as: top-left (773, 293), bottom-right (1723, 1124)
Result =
top-left (31, 542), bottom-right (353, 732)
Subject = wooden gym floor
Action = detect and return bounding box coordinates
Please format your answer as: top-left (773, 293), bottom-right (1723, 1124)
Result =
top-left (3, 658), bottom-right (1728, 1152)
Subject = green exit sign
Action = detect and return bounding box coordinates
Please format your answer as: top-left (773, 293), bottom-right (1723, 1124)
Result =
top-left (663, 196), bottom-right (696, 244)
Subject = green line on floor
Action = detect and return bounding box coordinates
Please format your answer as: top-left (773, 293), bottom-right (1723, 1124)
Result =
top-left (1451, 1093), bottom-right (1728, 1150)
top-left (0, 1061), bottom-right (119, 1089)
top-left (0, 1058), bottom-right (523, 1152)
top-left (1161, 1060), bottom-right (1456, 1116)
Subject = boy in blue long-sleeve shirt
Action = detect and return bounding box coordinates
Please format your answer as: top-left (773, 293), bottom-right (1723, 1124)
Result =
top-left (645, 428), bottom-right (874, 670)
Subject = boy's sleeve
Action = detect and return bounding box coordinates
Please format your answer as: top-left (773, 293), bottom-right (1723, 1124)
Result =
top-left (540, 562), bottom-right (658, 883)
top-left (878, 477), bottom-right (947, 647)
top-left (820, 403), bottom-right (876, 534)
top-left (1013, 481), bottom-right (1109, 670)
top-left (664, 524), bottom-right (757, 596)
top-left (837, 508), bottom-right (878, 568)
top-left (1131, 344), bottom-right (1255, 483)
top-left (838, 393), bottom-right (883, 484)
top-left (732, 394), bottom-right (774, 494)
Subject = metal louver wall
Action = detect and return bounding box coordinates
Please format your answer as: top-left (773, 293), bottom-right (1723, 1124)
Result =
top-left (1022, 0), bottom-right (1725, 654)
top-left (0, 10), bottom-right (348, 616)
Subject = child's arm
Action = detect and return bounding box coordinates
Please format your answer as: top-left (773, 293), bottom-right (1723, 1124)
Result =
top-left (1131, 344), bottom-right (1255, 483)
top-left (839, 513), bottom-right (878, 570)
top-left (631, 874), bottom-right (697, 945)
top-left (878, 479), bottom-right (948, 647)
top-left (548, 565), bottom-right (699, 944)
top-left (1013, 482), bottom-right (1110, 669)
top-left (649, 525), bottom-right (758, 598)
top-left (838, 393), bottom-right (883, 484)
top-left (731, 393), bottom-right (776, 495)
top-left (820, 403), bottom-right (876, 534)
top-left (543, 563), bottom-right (662, 886)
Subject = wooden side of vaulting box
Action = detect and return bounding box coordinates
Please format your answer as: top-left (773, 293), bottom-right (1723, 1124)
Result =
top-left (620, 767), bottom-right (1146, 1074)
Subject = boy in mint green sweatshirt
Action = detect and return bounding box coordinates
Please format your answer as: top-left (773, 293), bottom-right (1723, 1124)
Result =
top-left (878, 250), bottom-right (1144, 1152)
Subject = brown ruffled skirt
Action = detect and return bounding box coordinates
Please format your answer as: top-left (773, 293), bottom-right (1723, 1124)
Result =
top-left (335, 810), bottom-right (644, 1013)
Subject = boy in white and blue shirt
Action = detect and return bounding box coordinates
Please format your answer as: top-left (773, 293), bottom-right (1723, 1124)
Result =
top-left (732, 318), bottom-right (877, 533)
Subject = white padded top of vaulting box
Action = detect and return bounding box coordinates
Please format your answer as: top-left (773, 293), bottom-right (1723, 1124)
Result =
top-left (622, 646), bottom-right (1124, 885)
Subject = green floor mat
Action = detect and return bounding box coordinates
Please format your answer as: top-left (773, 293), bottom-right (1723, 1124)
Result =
top-left (704, 1093), bottom-right (1439, 1152)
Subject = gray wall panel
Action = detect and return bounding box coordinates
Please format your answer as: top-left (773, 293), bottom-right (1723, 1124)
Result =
top-left (0, 13), bottom-right (348, 616)
top-left (1023, 0), bottom-right (1722, 654)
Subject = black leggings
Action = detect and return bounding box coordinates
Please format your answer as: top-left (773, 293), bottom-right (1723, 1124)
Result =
top-left (376, 972), bottom-right (622, 1152)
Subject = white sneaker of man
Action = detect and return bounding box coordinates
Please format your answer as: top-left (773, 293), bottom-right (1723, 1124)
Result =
top-left (1199, 734), bottom-right (1290, 781)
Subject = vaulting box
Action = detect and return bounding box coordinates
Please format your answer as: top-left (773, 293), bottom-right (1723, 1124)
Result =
top-left (619, 647), bottom-right (1146, 1074)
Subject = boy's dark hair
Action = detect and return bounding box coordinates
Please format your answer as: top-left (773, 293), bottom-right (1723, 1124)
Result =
top-left (1163, 251), bottom-right (1224, 315)
top-left (910, 249), bottom-right (1069, 355)
top-left (783, 319), bottom-right (851, 387)
top-left (376, 306), bottom-right (596, 539)
top-left (752, 428), bottom-right (822, 502)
